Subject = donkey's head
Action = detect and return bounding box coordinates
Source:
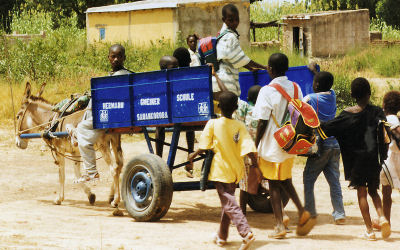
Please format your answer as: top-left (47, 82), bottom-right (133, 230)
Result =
top-left (15, 82), bottom-right (52, 149)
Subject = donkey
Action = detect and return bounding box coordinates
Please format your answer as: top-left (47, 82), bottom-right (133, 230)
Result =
top-left (15, 82), bottom-right (124, 208)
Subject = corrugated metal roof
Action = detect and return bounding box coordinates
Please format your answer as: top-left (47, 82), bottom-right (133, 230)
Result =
top-left (86, 0), bottom-right (231, 13)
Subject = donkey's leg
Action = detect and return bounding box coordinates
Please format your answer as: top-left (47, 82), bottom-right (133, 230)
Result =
top-left (111, 135), bottom-right (124, 208)
top-left (72, 157), bottom-right (95, 205)
top-left (54, 153), bottom-right (65, 205)
top-left (97, 140), bottom-right (115, 205)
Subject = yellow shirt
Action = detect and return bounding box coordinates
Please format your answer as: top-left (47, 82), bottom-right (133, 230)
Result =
top-left (199, 117), bottom-right (257, 184)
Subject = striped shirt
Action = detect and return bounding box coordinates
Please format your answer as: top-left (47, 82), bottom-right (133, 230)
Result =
top-left (213, 23), bottom-right (250, 96)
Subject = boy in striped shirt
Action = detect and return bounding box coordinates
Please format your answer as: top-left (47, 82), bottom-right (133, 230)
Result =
top-left (214, 4), bottom-right (267, 98)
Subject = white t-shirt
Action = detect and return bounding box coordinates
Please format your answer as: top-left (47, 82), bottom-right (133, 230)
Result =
top-left (385, 114), bottom-right (400, 189)
top-left (188, 48), bottom-right (201, 67)
top-left (253, 76), bottom-right (303, 162)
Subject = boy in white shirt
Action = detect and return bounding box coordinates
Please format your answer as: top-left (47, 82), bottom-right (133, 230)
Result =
top-left (254, 53), bottom-right (315, 239)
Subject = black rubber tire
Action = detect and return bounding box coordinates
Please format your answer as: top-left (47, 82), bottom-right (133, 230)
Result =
top-left (247, 187), bottom-right (289, 213)
top-left (121, 154), bottom-right (173, 222)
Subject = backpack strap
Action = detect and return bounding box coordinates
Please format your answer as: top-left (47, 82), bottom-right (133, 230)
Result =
top-left (269, 82), bottom-right (299, 101)
top-left (292, 82), bottom-right (299, 99)
top-left (216, 29), bottom-right (231, 41)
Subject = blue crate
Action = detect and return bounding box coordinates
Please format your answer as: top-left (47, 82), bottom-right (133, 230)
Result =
top-left (238, 65), bottom-right (319, 101)
top-left (91, 66), bottom-right (213, 129)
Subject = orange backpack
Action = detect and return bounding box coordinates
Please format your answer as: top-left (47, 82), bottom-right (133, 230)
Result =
top-left (270, 82), bottom-right (320, 155)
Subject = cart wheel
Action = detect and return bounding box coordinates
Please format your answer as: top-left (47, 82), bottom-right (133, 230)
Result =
top-left (122, 154), bottom-right (173, 222)
top-left (247, 187), bottom-right (289, 213)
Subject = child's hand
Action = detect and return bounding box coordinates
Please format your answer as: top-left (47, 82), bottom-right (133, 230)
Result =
top-left (307, 62), bottom-right (318, 74)
top-left (207, 63), bottom-right (216, 76)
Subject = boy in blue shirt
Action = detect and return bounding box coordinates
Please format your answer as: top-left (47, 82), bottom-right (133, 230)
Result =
top-left (302, 69), bottom-right (346, 224)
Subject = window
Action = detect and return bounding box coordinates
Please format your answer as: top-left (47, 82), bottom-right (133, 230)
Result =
top-left (99, 28), bottom-right (105, 40)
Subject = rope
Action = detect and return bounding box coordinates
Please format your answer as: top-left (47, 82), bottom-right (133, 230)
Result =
top-left (44, 136), bottom-right (103, 163)
top-left (9, 82), bottom-right (17, 136)
top-left (18, 109), bottom-right (86, 135)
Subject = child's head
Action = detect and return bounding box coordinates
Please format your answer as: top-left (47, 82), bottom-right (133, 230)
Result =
top-left (173, 47), bottom-right (191, 67)
top-left (351, 77), bottom-right (371, 101)
top-left (222, 4), bottom-right (239, 31)
top-left (218, 91), bottom-right (238, 117)
top-left (186, 34), bottom-right (199, 52)
top-left (313, 71), bottom-right (334, 92)
top-left (267, 53), bottom-right (288, 78)
top-left (159, 56), bottom-right (178, 70)
top-left (383, 91), bottom-right (400, 115)
top-left (247, 85), bottom-right (261, 104)
top-left (108, 44), bottom-right (126, 72)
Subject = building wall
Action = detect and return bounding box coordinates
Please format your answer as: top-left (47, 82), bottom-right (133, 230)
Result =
top-left (176, 0), bottom-right (250, 46)
top-left (282, 10), bottom-right (370, 57)
top-left (87, 9), bottom-right (175, 45)
top-left (87, 12), bottom-right (130, 43)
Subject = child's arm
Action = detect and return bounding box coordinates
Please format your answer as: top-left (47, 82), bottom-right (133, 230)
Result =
top-left (255, 119), bottom-right (268, 147)
top-left (246, 152), bottom-right (259, 168)
top-left (207, 63), bottom-right (228, 92)
top-left (188, 149), bottom-right (206, 163)
top-left (244, 60), bottom-right (267, 71)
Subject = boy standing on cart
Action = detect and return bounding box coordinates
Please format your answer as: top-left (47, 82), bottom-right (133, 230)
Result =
top-left (75, 44), bottom-right (132, 183)
top-left (188, 91), bottom-right (258, 250)
top-left (213, 3), bottom-right (267, 98)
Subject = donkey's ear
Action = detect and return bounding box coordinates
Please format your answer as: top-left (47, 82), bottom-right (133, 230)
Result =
top-left (23, 82), bottom-right (32, 98)
top-left (37, 82), bottom-right (46, 97)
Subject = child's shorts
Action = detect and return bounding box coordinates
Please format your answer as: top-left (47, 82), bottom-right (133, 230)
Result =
top-left (259, 157), bottom-right (294, 181)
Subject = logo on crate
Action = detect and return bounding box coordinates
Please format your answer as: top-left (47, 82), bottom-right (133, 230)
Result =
top-left (99, 110), bottom-right (109, 122)
top-left (198, 102), bottom-right (209, 115)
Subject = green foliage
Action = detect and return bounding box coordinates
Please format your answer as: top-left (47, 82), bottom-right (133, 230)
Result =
top-left (250, 0), bottom-right (310, 41)
top-left (332, 74), bottom-right (354, 110)
top-left (311, 0), bottom-right (379, 18)
top-left (10, 8), bottom-right (52, 34)
top-left (370, 18), bottom-right (400, 40)
top-left (376, 0), bottom-right (400, 29)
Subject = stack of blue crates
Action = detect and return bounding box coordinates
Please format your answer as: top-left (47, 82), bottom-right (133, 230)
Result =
top-left (91, 66), bottom-right (214, 129)
top-left (91, 65), bottom-right (316, 129)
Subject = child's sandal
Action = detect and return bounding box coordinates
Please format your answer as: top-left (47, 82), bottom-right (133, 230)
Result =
top-left (296, 211), bottom-right (316, 236)
top-left (363, 231), bottom-right (377, 241)
top-left (379, 217), bottom-right (391, 239)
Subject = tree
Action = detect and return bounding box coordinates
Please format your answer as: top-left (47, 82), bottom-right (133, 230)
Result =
top-left (23, 0), bottom-right (136, 29)
top-left (311, 0), bottom-right (379, 18)
top-left (376, 0), bottom-right (400, 28)
top-left (0, 0), bottom-right (24, 32)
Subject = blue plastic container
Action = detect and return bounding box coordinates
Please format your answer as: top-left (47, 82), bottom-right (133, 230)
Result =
top-left (91, 66), bottom-right (214, 129)
top-left (238, 65), bottom-right (318, 101)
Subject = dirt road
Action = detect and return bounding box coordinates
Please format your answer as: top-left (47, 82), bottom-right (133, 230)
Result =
top-left (0, 128), bottom-right (399, 249)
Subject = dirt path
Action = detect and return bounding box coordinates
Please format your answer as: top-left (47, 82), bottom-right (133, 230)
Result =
top-left (0, 128), bottom-right (399, 249)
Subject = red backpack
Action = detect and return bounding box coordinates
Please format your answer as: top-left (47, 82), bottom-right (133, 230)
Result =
top-left (270, 82), bottom-right (320, 155)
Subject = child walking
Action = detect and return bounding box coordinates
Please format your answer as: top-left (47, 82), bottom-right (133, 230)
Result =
top-left (188, 91), bottom-right (258, 250)
top-left (302, 70), bottom-right (346, 224)
top-left (373, 91), bottom-right (400, 229)
top-left (234, 85), bottom-right (262, 214)
top-left (254, 53), bottom-right (315, 239)
top-left (320, 77), bottom-right (391, 240)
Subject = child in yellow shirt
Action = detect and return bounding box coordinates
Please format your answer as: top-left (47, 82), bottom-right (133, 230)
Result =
top-left (188, 91), bottom-right (258, 250)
